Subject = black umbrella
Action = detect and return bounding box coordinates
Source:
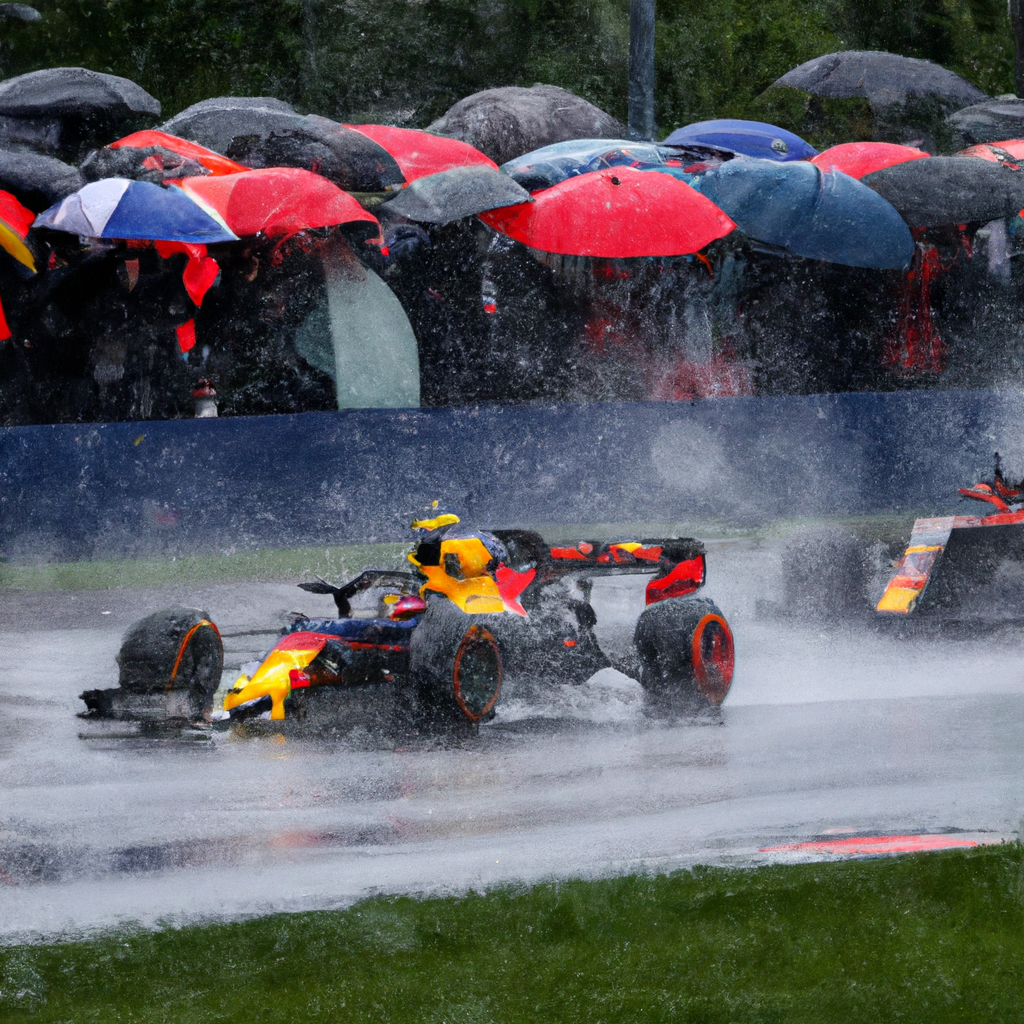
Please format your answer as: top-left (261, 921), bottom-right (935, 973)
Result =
top-left (426, 84), bottom-right (625, 166)
top-left (862, 156), bottom-right (1024, 227)
top-left (79, 145), bottom-right (209, 185)
top-left (160, 102), bottom-right (404, 192)
top-left (381, 166), bottom-right (530, 224)
top-left (0, 147), bottom-right (82, 209)
top-left (0, 67), bottom-right (160, 159)
top-left (947, 97), bottom-right (1024, 149)
top-left (774, 51), bottom-right (986, 112)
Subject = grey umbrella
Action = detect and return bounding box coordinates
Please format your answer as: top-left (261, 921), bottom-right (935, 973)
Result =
top-left (0, 4), bottom-right (40, 20)
top-left (862, 156), bottom-right (1024, 227)
top-left (427, 84), bottom-right (625, 166)
top-left (381, 166), bottom-right (531, 224)
top-left (0, 67), bottom-right (159, 121)
top-left (0, 67), bottom-right (160, 159)
top-left (160, 102), bottom-right (404, 192)
top-left (163, 96), bottom-right (295, 119)
top-left (774, 51), bottom-right (987, 112)
top-left (947, 97), bottom-right (1024, 148)
top-left (0, 147), bottom-right (82, 209)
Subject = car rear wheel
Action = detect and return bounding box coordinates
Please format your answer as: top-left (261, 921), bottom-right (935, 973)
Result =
top-left (633, 597), bottom-right (734, 706)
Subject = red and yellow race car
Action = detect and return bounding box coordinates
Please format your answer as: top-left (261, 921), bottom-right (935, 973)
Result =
top-left (83, 507), bottom-right (736, 729)
top-left (878, 456), bottom-right (1024, 619)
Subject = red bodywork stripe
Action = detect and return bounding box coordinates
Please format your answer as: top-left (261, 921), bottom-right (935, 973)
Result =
top-left (632, 546), bottom-right (662, 562)
top-left (276, 632), bottom-right (331, 652)
top-left (277, 632), bottom-right (407, 654)
top-left (550, 547), bottom-right (586, 560)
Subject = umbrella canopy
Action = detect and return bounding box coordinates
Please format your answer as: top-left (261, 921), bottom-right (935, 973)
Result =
top-left (810, 142), bottom-right (928, 179)
top-left (0, 147), bottom-right (83, 209)
top-left (427, 84), bottom-right (626, 166)
top-left (959, 140), bottom-right (1024, 168)
top-left (345, 124), bottom-right (496, 181)
top-left (694, 158), bottom-right (913, 269)
top-left (478, 166), bottom-right (735, 258)
top-left (773, 51), bottom-right (986, 112)
top-left (0, 67), bottom-right (160, 121)
top-left (175, 167), bottom-right (380, 240)
top-left (948, 98), bottom-right (1024, 149)
top-left (662, 119), bottom-right (817, 162)
top-left (110, 130), bottom-right (248, 176)
top-left (161, 102), bottom-right (404, 192)
top-left (0, 68), bottom-right (160, 159)
top-left (500, 138), bottom-right (708, 192)
top-left (0, 5), bottom-right (41, 21)
top-left (863, 156), bottom-right (1024, 228)
top-left (34, 178), bottom-right (237, 244)
top-left (0, 188), bottom-right (37, 270)
top-left (381, 166), bottom-right (530, 224)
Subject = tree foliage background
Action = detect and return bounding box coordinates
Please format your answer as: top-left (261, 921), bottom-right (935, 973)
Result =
top-left (0, 0), bottom-right (1015, 134)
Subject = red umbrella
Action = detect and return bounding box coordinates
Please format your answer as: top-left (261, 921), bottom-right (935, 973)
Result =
top-left (174, 167), bottom-right (380, 240)
top-left (110, 130), bottom-right (249, 176)
top-left (477, 166), bottom-right (735, 258)
top-left (810, 142), bottom-right (928, 179)
top-left (345, 124), bottom-right (497, 182)
top-left (959, 139), bottom-right (1024, 168)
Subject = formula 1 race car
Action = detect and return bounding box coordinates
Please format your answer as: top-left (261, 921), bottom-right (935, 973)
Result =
top-left (877, 456), bottom-right (1024, 620)
top-left (81, 508), bottom-right (735, 728)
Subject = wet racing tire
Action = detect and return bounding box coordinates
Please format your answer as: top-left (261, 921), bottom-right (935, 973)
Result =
top-left (633, 597), bottom-right (734, 706)
top-left (407, 599), bottom-right (503, 728)
top-left (116, 607), bottom-right (224, 718)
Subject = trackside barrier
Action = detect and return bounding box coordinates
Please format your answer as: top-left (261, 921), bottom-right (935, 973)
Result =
top-left (2, 389), bottom-right (1023, 561)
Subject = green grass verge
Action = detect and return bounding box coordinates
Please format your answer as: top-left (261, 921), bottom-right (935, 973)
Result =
top-left (0, 544), bottom-right (410, 592)
top-left (0, 514), bottom-right (927, 594)
top-left (3, 844), bottom-right (1023, 1022)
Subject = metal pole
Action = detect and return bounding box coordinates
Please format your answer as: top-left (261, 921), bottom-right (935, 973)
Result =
top-left (1012, 0), bottom-right (1024, 97)
top-left (628, 0), bottom-right (655, 140)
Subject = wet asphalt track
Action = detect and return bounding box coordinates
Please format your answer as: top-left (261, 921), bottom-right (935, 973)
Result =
top-left (2, 536), bottom-right (1023, 941)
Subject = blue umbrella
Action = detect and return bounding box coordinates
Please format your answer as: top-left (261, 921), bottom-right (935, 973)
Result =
top-left (34, 178), bottom-right (237, 243)
top-left (501, 138), bottom-right (694, 191)
top-left (692, 158), bottom-right (913, 269)
top-left (662, 119), bottom-right (817, 162)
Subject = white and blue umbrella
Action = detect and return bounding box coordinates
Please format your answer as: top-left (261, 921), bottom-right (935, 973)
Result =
top-left (34, 178), bottom-right (237, 243)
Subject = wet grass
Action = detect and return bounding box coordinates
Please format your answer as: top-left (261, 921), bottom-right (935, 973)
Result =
top-left (2, 844), bottom-right (1023, 1022)
top-left (0, 543), bottom-right (410, 592)
top-left (0, 514), bottom-right (923, 594)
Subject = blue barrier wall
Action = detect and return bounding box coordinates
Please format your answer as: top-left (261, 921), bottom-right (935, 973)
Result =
top-left (3, 389), bottom-right (1024, 560)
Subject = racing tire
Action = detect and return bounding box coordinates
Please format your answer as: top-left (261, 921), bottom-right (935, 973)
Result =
top-left (406, 599), bottom-right (503, 729)
top-left (116, 607), bottom-right (224, 718)
top-left (633, 597), bottom-right (734, 706)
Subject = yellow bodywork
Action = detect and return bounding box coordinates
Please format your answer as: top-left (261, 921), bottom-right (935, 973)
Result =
top-left (223, 646), bottom-right (320, 720)
top-left (408, 534), bottom-right (507, 614)
top-left (876, 544), bottom-right (944, 614)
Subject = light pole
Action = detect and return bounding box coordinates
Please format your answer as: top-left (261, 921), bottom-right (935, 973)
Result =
top-left (628, 0), bottom-right (656, 140)
top-left (1012, 0), bottom-right (1024, 97)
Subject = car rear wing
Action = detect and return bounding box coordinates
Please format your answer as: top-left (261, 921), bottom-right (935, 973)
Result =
top-left (495, 531), bottom-right (706, 605)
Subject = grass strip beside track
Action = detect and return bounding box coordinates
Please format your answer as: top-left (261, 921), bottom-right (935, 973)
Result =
top-left (2, 844), bottom-right (1023, 1022)
top-left (0, 514), bottom-right (924, 593)
top-left (0, 544), bottom-right (410, 592)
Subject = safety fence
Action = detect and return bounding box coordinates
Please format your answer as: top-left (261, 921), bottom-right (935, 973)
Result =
top-left (2, 389), bottom-right (1021, 560)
